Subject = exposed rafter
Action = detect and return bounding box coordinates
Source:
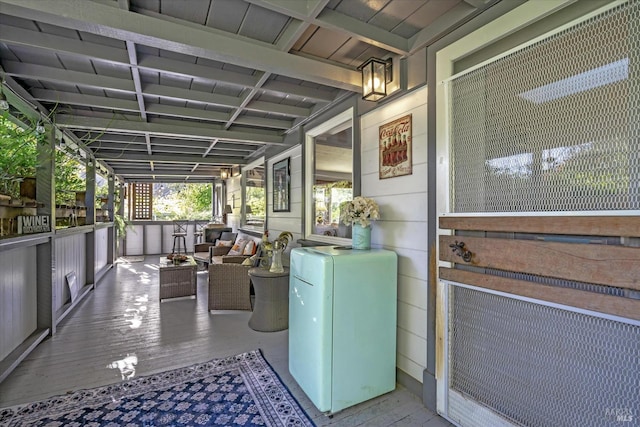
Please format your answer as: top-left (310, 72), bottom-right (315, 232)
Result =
top-left (0, 0), bottom-right (495, 183)
top-left (0, 0), bottom-right (361, 91)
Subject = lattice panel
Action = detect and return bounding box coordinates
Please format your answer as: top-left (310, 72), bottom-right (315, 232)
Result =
top-left (131, 183), bottom-right (152, 220)
top-left (448, 1), bottom-right (640, 213)
top-left (449, 286), bottom-right (640, 427)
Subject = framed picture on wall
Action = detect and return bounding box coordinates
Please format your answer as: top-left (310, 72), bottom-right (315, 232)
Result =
top-left (379, 114), bottom-right (412, 179)
top-left (273, 158), bottom-right (290, 212)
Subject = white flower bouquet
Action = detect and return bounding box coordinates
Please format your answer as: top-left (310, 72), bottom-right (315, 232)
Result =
top-left (339, 196), bottom-right (380, 227)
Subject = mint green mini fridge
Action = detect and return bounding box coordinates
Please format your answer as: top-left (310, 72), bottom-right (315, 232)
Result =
top-left (289, 246), bottom-right (398, 414)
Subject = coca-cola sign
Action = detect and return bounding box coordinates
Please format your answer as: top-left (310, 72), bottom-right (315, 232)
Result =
top-left (379, 114), bottom-right (412, 179)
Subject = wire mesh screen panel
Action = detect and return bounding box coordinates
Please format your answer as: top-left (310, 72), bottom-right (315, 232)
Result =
top-left (448, 285), bottom-right (639, 427)
top-left (447, 1), bottom-right (640, 213)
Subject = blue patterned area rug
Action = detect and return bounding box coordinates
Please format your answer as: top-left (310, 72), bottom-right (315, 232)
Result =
top-left (0, 350), bottom-right (315, 427)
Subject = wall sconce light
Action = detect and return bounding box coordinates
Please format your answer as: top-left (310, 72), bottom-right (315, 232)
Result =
top-left (223, 204), bottom-right (233, 223)
top-left (358, 57), bottom-right (393, 101)
top-left (220, 168), bottom-right (229, 179)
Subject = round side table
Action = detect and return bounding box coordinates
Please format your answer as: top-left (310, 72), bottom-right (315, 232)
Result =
top-left (248, 267), bottom-right (290, 332)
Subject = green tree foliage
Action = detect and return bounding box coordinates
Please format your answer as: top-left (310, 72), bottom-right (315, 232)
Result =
top-left (245, 186), bottom-right (265, 217)
top-left (54, 152), bottom-right (85, 205)
top-left (152, 183), bottom-right (212, 220)
top-left (1, 112), bottom-right (87, 203)
top-left (0, 113), bottom-right (38, 197)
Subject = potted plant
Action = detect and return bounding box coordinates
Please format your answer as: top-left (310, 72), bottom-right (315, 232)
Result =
top-left (339, 196), bottom-right (380, 250)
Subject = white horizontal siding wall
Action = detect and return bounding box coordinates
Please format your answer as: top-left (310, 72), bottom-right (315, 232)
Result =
top-left (360, 86), bottom-right (429, 382)
top-left (0, 246), bottom-right (37, 360)
top-left (54, 233), bottom-right (87, 314)
top-left (144, 224), bottom-right (162, 255)
top-left (94, 227), bottom-right (109, 272)
top-left (225, 175), bottom-right (242, 232)
top-left (125, 224), bottom-right (144, 256)
top-left (267, 146), bottom-right (303, 259)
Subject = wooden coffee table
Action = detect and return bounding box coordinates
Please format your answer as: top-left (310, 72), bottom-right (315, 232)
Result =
top-left (159, 256), bottom-right (197, 300)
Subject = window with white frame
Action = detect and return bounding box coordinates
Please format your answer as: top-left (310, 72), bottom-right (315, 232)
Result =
top-left (305, 108), bottom-right (354, 243)
top-left (241, 158), bottom-right (265, 230)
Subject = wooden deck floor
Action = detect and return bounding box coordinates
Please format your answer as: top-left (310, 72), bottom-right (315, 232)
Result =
top-left (0, 257), bottom-right (452, 426)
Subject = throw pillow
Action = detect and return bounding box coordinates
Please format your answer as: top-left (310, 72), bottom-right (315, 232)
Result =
top-left (241, 255), bottom-right (256, 266)
top-left (242, 240), bottom-right (257, 256)
top-left (228, 238), bottom-right (248, 255)
top-left (216, 239), bottom-right (233, 247)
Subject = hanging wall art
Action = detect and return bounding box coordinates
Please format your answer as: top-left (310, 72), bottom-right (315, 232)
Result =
top-left (379, 114), bottom-right (412, 179)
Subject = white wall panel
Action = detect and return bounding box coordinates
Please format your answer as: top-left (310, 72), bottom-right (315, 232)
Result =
top-left (397, 353), bottom-right (426, 382)
top-left (397, 327), bottom-right (428, 376)
top-left (0, 246), bottom-right (37, 361)
top-left (227, 215), bottom-right (241, 232)
top-left (360, 86), bottom-right (429, 383)
top-left (54, 233), bottom-right (87, 313)
top-left (361, 89), bottom-right (428, 129)
top-left (142, 224), bottom-right (161, 255)
top-left (125, 225), bottom-right (144, 255)
top-left (225, 176), bottom-right (242, 227)
top-left (267, 147), bottom-right (303, 254)
top-left (94, 227), bottom-right (108, 272)
top-left (185, 224), bottom-right (195, 253)
top-left (398, 275), bottom-right (428, 311)
top-left (372, 192), bottom-right (427, 222)
top-left (398, 300), bottom-right (427, 339)
top-left (361, 163), bottom-right (427, 197)
top-left (394, 247), bottom-right (429, 281)
top-left (374, 220), bottom-right (427, 251)
top-left (267, 217), bottom-right (302, 235)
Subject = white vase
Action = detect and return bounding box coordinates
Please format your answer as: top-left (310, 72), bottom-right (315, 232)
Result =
top-left (351, 223), bottom-right (371, 250)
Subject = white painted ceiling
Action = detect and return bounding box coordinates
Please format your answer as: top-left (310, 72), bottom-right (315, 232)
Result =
top-left (0, 0), bottom-right (500, 183)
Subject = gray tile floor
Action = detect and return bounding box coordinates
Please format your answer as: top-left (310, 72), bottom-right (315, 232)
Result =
top-left (0, 257), bottom-right (453, 426)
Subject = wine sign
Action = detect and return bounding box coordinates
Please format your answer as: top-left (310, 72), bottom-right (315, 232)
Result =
top-left (17, 215), bottom-right (51, 234)
top-left (379, 114), bottom-right (412, 179)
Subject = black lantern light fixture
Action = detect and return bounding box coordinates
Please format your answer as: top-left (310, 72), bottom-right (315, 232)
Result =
top-left (358, 57), bottom-right (393, 101)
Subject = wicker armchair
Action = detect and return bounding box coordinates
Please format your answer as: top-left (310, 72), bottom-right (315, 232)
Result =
top-left (208, 259), bottom-right (253, 311)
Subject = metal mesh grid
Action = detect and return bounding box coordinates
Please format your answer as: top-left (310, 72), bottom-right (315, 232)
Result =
top-left (449, 285), bottom-right (640, 427)
top-left (448, 1), bottom-right (640, 213)
top-left (456, 262), bottom-right (632, 298)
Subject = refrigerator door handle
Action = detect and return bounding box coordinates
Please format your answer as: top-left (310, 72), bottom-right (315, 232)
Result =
top-left (293, 275), bottom-right (314, 286)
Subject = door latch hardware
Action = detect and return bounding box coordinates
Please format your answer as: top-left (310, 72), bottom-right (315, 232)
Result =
top-left (449, 241), bottom-right (472, 262)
